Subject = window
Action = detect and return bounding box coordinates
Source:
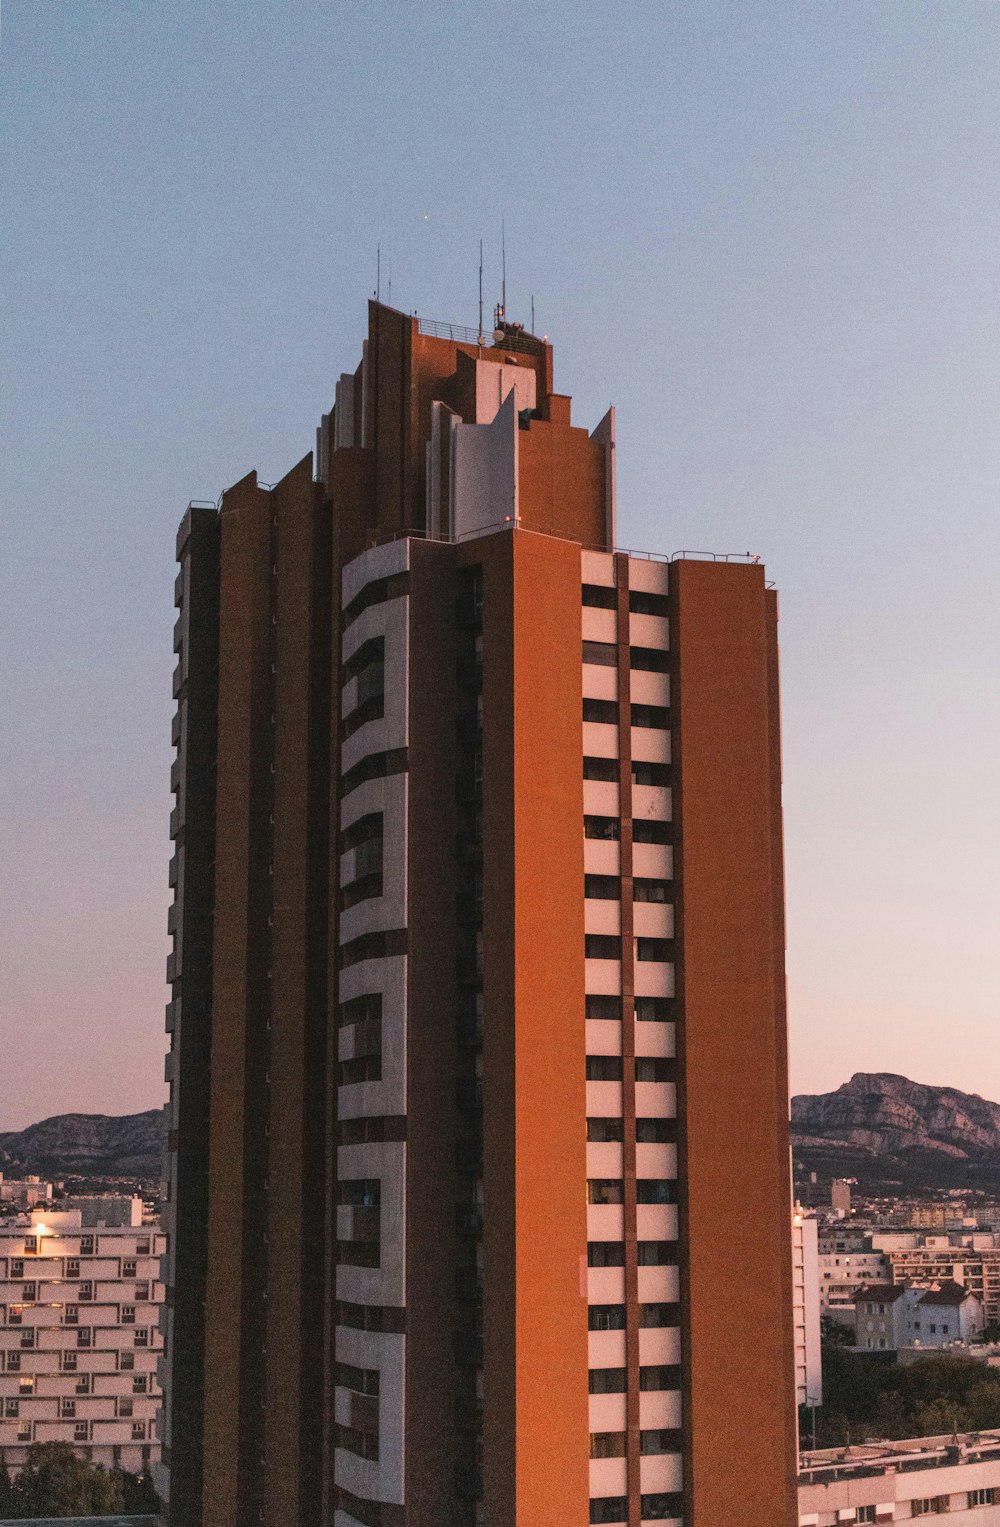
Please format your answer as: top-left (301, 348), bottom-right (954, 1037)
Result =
top-left (65, 1259), bottom-right (80, 1278)
top-left (8, 1305), bottom-right (22, 1326)
top-left (630, 646), bottom-right (668, 673)
top-left (134, 1328), bottom-right (150, 1347)
top-left (23, 1237), bottom-right (36, 1254)
top-left (969, 1490), bottom-right (996, 1508)
top-left (588, 1369), bottom-right (627, 1394)
top-left (583, 641), bottom-right (617, 667)
top-left (912, 1502), bottom-right (946, 1518)
top-left (583, 698), bottom-right (618, 724)
top-left (64, 1305), bottom-right (79, 1325)
top-left (636, 1180), bottom-right (675, 1204)
top-left (136, 1239), bottom-right (150, 1255)
top-left (640, 1303), bottom-right (680, 1328)
top-left (585, 815), bottom-right (620, 841)
top-left (333, 1362), bottom-right (379, 1396)
top-left (636, 938), bottom-right (673, 963)
top-left (4, 1400), bottom-right (18, 1419)
top-left (637, 1243), bottom-right (675, 1265)
top-left (636, 1118), bottom-right (676, 1143)
top-left (633, 878), bottom-right (671, 903)
top-left (135, 1281), bottom-right (150, 1301)
top-left (635, 997), bottom-right (673, 1022)
top-left (118, 1398), bottom-right (134, 1418)
top-left (587, 1118), bottom-right (624, 1143)
top-left (118, 1352), bottom-right (135, 1371)
top-left (636, 1058), bottom-right (675, 1083)
top-left (17, 1423), bottom-right (31, 1442)
top-left (75, 1374), bottom-right (91, 1395)
top-left (588, 1243), bottom-right (626, 1268)
top-left (78, 1280), bottom-right (93, 1302)
top-left (132, 1421), bottom-right (146, 1440)
top-left (74, 1422), bottom-right (89, 1442)
top-left (60, 1399), bottom-right (76, 1419)
top-left (590, 1499), bottom-right (627, 1524)
top-left (640, 1494), bottom-right (684, 1520)
top-left (588, 1305), bottom-right (626, 1331)
top-left (121, 1305), bottom-right (136, 1325)
top-left (586, 996), bottom-right (622, 1021)
top-left (122, 1259), bottom-right (137, 1278)
top-left (77, 1329), bottom-right (92, 1348)
top-left (586, 1056), bottom-right (623, 1082)
top-left (632, 761), bottom-right (671, 788)
top-left (639, 1365), bottom-right (681, 1391)
top-left (639, 1429), bottom-right (680, 1456)
top-left (61, 1352), bottom-right (77, 1372)
top-left (631, 703), bottom-right (669, 729)
top-left (10, 1260), bottom-right (23, 1279)
top-left (633, 819), bottom-right (670, 844)
top-left (5, 1355), bottom-right (19, 1373)
top-left (585, 875), bottom-right (621, 900)
top-left (79, 1236), bottom-right (94, 1255)
top-left (132, 1375), bottom-right (148, 1393)
top-left (21, 1282), bottom-right (36, 1303)
top-left (584, 757), bottom-right (619, 783)
top-left (18, 1377), bottom-right (33, 1395)
top-left (19, 1331), bottom-right (34, 1349)
top-left (582, 584), bottom-right (617, 610)
top-left (589, 1432), bottom-right (626, 1459)
top-left (587, 1180), bottom-right (624, 1205)
top-left (338, 1180), bottom-right (381, 1209)
top-left (856, 1509), bottom-right (877, 1524)
top-left (586, 935), bottom-right (621, 961)
top-left (629, 590), bottom-right (668, 617)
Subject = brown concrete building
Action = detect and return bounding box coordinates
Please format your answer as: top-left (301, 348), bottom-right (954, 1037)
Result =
top-left (158, 302), bottom-right (797, 1527)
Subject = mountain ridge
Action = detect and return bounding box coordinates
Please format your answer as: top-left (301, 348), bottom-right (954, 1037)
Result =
top-left (0, 1110), bottom-right (164, 1179)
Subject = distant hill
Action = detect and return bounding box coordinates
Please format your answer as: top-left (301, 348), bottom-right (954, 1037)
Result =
top-left (0, 1111), bottom-right (164, 1180)
top-left (792, 1073), bottom-right (1000, 1194)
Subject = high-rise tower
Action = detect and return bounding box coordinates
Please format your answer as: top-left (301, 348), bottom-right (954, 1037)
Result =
top-left (158, 301), bottom-right (797, 1527)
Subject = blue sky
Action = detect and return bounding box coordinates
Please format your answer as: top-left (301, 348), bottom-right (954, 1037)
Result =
top-left (3, 0), bottom-right (998, 1128)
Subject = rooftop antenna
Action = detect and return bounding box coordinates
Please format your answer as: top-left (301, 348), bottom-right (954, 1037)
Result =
top-left (376, 245), bottom-right (380, 303)
top-left (501, 217), bottom-right (506, 318)
top-left (531, 293), bottom-right (535, 334)
top-left (387, 256), bottom-right (391, 310)
top-left (479, 238), bottom-right (484, 342)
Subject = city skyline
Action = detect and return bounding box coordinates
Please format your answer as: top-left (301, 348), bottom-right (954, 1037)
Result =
top-left (4, 1), bottom-right (1000, 1131)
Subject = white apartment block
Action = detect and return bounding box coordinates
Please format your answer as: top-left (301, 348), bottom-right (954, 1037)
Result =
top-left (819, 1242), bottom-right (891, 1321)
top-left (799, 1431), bottom-right (1000, 1523)
top-left (0, 1209), bottom-right (164, 1476)
top-left (793, 1211), bottom-right (823, 1408)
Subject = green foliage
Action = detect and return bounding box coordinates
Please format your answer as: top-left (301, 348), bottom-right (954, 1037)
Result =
top-left (0, 1442), bottom-right (159, 1519)
top-left (803, 1344), bottom-right (1000, 1449)
top-left (820, 1315), bottom-right (856, 1347)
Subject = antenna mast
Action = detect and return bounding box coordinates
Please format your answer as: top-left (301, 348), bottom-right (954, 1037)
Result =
top-left (479, 239), bottom-right (484, 342)
top-left (376, 245), bottom-right (380, 303)
top-left (501, 217), bottom-right (506, 317)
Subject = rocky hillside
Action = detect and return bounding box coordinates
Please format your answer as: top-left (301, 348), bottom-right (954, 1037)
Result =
top-left (792, 1073), bottom-right (1000, 1192)
top-left (0, 1111), bottom-right (164, 1179)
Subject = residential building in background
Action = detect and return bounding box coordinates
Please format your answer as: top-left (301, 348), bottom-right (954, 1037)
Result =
top-left (817, 1235), bottom-right (891, 1324)
top-left (853, 1280), bottom-right (984, 1352)
top-left (0, 1177), bottom-right (51, 1210)
top-left (0, 1208), bottom-right (164, 1477)
top-left (159, 300), bottom-right (797, 1527)
top-left (792, 1211), bottom-right (822, 1409)
top-left (798, 1432), bottom-right (1000, 1524)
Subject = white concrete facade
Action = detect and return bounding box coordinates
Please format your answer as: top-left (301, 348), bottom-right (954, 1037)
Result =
top-left (799, 1431), bottom-right (1000, 1523)
top-left (0, 1210), bottom-right (164, 1477)
top-left (793, 1211), bottom-right (823, 1408)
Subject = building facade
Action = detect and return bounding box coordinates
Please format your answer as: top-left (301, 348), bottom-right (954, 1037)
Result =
top-left (0, 1209), bottom-right (164, 1476)
top-left (799, 1431), bottom-right (1000, 1523)
top-left (793, 1212), bottom-right (823, 1408)
top-left (159, 301), bottom-right (797, 1527)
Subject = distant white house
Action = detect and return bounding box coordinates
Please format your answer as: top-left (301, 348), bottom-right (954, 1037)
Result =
top-left (854, 1280), bottom-right (984, 1352)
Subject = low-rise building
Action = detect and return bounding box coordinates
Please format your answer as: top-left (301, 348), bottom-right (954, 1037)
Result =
top-left (818, 1239), bottom-right (891, 1322)
top-left (0, 1177), bottom-right (51, 1209)
top-left (799, 1431), bottom-right (1000, 1523)
top-left (0, 1208), bottom-right (164, 1477)
top-left (854, 1281), bottom-right (985, 1352)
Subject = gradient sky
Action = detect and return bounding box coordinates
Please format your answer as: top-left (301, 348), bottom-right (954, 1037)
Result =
top-left (2, 1), bottom-right (998, 1132)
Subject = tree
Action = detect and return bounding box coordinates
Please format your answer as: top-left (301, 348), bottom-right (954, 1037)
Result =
top-left (12, 1442), bottom-right (124, 1517)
